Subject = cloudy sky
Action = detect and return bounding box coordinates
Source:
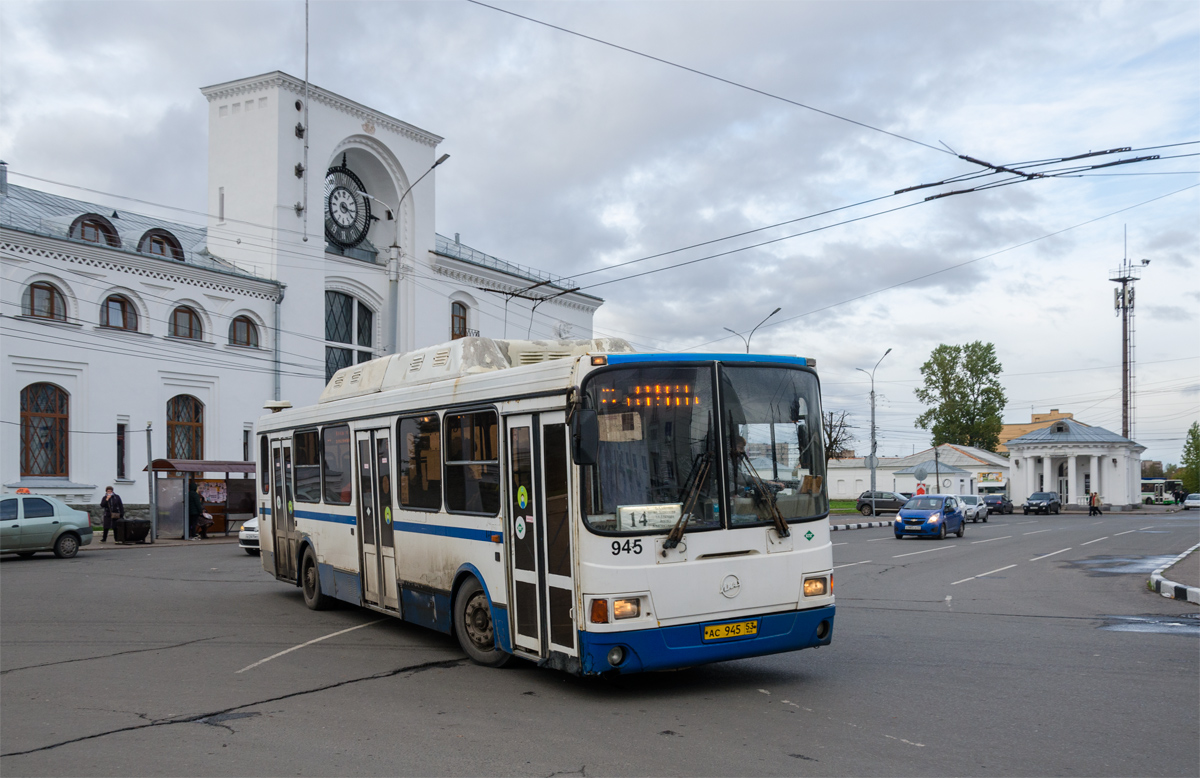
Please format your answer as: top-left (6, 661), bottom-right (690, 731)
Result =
top-left (2, 0), bottom-right (1197, 464)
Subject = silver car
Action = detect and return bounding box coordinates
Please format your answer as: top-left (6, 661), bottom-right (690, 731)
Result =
top-left (239, 516), bottom-right (260, 555)
top-left (958, 494), bottom-right (989, 523)
top-left (1, 494), bottom-right (94, 558)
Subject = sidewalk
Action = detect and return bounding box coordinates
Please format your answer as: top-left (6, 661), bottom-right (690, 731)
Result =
top-left (1150, 545), bottom-right (1200, 605)
top-left (86, 533), bottom-right (239, 550)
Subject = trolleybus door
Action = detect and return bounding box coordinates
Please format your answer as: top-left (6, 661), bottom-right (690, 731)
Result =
top-left (356, 429), bottom-right (399, 610)
top-left (271, 439), bottom-right (297, 582)
top-left (507, 412), bottom-right (578, 658)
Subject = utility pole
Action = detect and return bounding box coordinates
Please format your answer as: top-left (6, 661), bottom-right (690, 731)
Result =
top-left (1109, 228), bottom-right (1149, 439)
top-left (856, 348), bottom-right (892, 515)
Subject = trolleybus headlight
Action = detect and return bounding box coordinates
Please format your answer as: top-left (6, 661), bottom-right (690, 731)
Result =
top-left (607, 646), bottom-right (626, 666)
top-left (803, 577), bottom-right (828, 597)
top-left (590, 599), bottom-right (610, 624)
top-left (613, 598), bottom-right (640, 619)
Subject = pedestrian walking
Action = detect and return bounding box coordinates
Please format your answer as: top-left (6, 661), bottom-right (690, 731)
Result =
top-left (100, 486), bottom-right (124, 542)
top-left (187, 481), bottom-right (208, 540)
top-left (1088, 491), bottom-right (1102, 516)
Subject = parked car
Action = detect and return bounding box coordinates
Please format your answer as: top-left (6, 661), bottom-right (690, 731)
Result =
top-left (0, 494), bottom-right (93, 558)
top-left (894, 495), bottom-right (966, 539)
top-left (1023, 491), bottom-right (1061, 515)
top-left (983, 494), bottom-right (1014, 515)
top-left (856, 491), bottom-right (909, 516)
top-left (239, 516), bottom-right (260, 555)
top-left (959, 494), bottom-right (989, 522)
top-left (1182, 494), bottom-right (1200, 511)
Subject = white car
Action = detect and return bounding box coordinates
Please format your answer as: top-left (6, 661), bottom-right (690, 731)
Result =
top-left (238, 516), bottom-right (260, 555)
top-left (1183, 494), bottom-right (1200, 511)
top-left (959, 495), bottom-right (989, 522)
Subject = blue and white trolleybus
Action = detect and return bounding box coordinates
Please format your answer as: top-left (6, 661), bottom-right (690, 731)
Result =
top-left (255, 337), bottom-right (834, 675)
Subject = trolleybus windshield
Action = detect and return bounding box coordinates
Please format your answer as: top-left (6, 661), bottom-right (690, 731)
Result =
top-left (581, 363), bottom-right (826, 534)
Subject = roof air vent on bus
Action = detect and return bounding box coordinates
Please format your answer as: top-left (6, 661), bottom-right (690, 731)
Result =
top-left (432, 350), bottom-right (451, 368)
top-left (408, 355), bottom-right (425, 372)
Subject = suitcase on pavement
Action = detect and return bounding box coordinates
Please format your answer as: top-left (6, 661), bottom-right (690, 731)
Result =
top-left (114, 518), bottom-right (151, 543)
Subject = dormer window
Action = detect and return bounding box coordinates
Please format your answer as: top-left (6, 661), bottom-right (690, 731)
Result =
top-left (1054, 424), bottom-right (1066, 433)
top-left (69, 214), bottom-right (120, 247)
top-left (138, 230), bottom-right (185, 261)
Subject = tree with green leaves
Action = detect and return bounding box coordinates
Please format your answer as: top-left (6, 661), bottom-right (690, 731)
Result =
top-left (1180, 422), bottom-right (1200, 493)
top-left (914, 342), bottom-right (1007, 451)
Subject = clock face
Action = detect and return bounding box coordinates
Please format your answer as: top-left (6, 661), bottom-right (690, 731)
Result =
top-left (324, 161), bottom-right (371, 249)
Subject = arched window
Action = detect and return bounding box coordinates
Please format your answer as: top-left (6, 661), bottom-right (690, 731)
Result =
top-left (100, 295), bottom-right (138, 330)
top-left (451, 302), bottom-right (468, 340)
top-left (170, 306), bottom-right (203, 340)
top-left (229, 316), bottom-right (259, 348)
top-left (324, 291), bottom-right (374, 381)
top-left (138, 230), bottom-right (184, 261)
top-left (20, 383), bottom-right (69, 477)
top-left (69, 214), bottom-right (121, 247)
top-left (167, 395), bottom-right (204, 460)
top-left (25, 282), bottom-right (67, 321)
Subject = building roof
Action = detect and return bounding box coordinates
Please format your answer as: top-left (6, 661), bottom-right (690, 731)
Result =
top-left (893, 459), bottom-right (971, 475)
top-left (0, 182), bottom-right (267, 282)
top-left (998, 409), bottom-right (1078, 453)
top-left (1005, 417), bottom-right (1137, 447)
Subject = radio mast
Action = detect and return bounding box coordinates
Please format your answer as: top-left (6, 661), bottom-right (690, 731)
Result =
top-left (1109, 227), bottom-right (1149, 439)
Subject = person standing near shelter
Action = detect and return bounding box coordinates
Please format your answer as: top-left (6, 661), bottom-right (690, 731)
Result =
top-left (187, 481), bottom-right (207, 540)
top-left (99, 486), bottom-right (123, 543)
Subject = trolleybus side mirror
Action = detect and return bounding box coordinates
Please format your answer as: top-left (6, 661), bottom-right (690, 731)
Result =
top-left (572, 409), bottom-right (599, 466)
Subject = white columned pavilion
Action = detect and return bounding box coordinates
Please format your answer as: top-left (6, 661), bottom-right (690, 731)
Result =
top-left (1006, 418), bottom-right (1144, 510)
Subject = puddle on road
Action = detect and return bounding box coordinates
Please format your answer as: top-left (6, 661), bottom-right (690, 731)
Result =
top-left (1069, 555), bottom-right (1178, 576)
top-left (1100, 614), bottom-right (1200, 636)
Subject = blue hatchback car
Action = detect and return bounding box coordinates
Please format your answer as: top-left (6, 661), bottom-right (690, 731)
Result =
top-left (894, 494), bottom-right (966, 539)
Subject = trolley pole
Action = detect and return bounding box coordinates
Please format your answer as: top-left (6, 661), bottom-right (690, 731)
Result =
top-left (145, 422), bottom-right (156, 543)
top-left (856, 348), bottom-right (892, 515)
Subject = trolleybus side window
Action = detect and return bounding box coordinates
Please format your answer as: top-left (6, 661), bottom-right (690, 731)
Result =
top-left (580, 365), bottom-right (721, 534)
top-left (398, 415), bottom-right (441, 511)
top-left (293, 429), bottom-right (322, 503)
top-left (720, 364), bottom-right (827, 525)
top-left (322, 425), bottom-right (352, 505)
top-left (259, 435), bottom-right (269, 493)
top-left (444, 410), bottom-right (500, 516)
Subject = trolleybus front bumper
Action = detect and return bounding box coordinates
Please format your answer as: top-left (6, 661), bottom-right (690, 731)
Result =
top-left (579, 605), bottom-right (835, 675)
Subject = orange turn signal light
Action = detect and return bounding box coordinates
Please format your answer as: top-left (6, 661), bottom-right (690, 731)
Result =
top-left (591, 356), bottom-right (608, 366)
top-left (590, 599), bottom-right (609, 623)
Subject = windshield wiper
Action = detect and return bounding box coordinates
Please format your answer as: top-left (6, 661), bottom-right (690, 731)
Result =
top-left (732, 446), bottom-right (791, 539)
top-left (663, 416), bottom-right (713, 555)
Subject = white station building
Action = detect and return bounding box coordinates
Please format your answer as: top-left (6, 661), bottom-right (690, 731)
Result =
top-left (1, 71), bottom-right (601, 513)
top-left (1004, 417), bottom-right (1145, 509)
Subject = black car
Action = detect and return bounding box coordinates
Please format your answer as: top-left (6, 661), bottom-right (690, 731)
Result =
top-left (1023, 491), bottom-right (1061, 515)
top-left (983, 495), bottom-right (1013, 515)
top-left (856, 491), bottom-right (909, 516)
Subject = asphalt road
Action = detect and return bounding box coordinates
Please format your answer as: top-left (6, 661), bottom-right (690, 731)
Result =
top-left (2, 512), bottom-right (1197, 777)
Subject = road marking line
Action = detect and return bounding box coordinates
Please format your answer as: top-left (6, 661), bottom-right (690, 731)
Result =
top-left (1139, 526), bottom-right (1154, 531)
top-left (1114, 530), bottom-right (1137, 536)
top-left (1016, 520), bottom-right (1037, 524)
top-left (1030, 547), bottom-right (1072, 561)
top-left (866, 538), bottom-right (888, 542)
top-left (951, 563), bottom-right (1018, 585)
top-left (970, 535), bottom-right (1012, 544)
top-left (1081, 536), bottom-right (1109, 546)
top-left (1023, 529), bottom-right (1052, 535)
top-left (833, 542), bottom-right (848, 546)
top-left (893, 545), bottom-right (957, 559)
top-left (236, 620), bottom-right (385, 674)
top-left (834, 560), bottom-right (872, 569)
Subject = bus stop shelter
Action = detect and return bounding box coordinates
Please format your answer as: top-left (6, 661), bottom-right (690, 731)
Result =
top-left (145, 459), bottom-right (256, 540)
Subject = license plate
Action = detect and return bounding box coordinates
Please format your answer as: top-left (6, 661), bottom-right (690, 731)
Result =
top-left (703, 619), bottom-right (759, 641)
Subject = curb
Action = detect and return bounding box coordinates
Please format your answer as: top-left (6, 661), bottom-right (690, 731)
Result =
top-left (831, 521), bottom-right (892, 532)
top-left (1148, 542), bottom-right (1200, 604)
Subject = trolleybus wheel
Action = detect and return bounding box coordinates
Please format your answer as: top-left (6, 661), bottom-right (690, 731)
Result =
top-left (301, 547), bottom-right (331, 610)
top-left (454, 577), bottom-right (511, 668)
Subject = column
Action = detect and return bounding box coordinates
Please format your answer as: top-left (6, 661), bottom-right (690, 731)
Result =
top-left (1068, 455), bottom-right (1079, 506)
top-left (1043, 455), bottom-right (1053, 495)
top-left (1025, 456), bottom-right (1035, 498)
top-left (1091, 455), bottom-right (1100, 502)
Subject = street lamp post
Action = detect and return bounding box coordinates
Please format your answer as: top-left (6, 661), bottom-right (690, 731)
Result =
top-left (359, 153), bottom-right (449, 355)
top-left (723, 307), bottom-right (781, 353)
top-left (856, 347), bottom-right (892, 516)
